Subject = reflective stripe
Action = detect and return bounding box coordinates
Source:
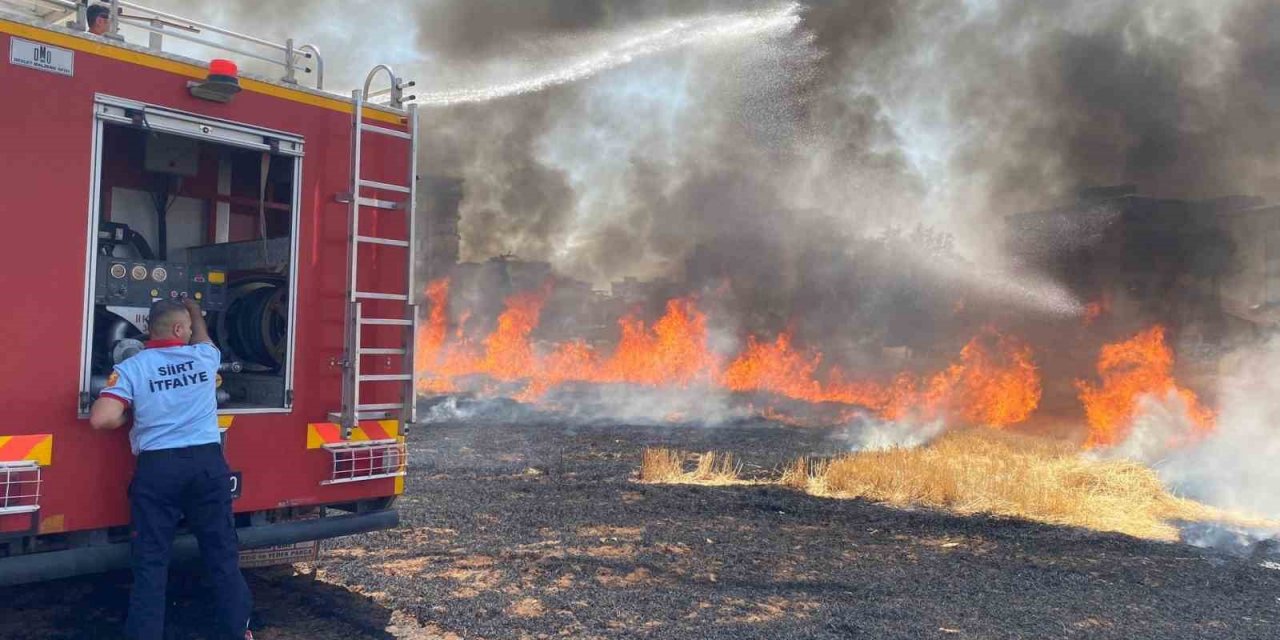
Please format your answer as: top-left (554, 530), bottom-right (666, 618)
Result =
top-left (305, 420), bottom-right (399, 449)
top-left (0, 434), bottom-right (53, 466)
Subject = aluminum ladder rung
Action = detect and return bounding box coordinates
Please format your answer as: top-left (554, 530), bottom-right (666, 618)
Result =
top-left (357, 197), bottom-right (404, 210)
top-left (359, 348), bottom-right (406, 356)
top-left (355, 235), bottom-right (409, 248)
top-left (359, 374), bottom-right (413, 382)
top-left (358, 179), bottom-right (410, 194)
top-left (360, 123), bottom-right (413, 140)
top-left (354, 291), bottom-right (409, 301)
top-left (360, 317), bottom-right (412, 326)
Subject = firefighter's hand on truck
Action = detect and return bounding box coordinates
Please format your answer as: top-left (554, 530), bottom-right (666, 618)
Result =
top-left (183, 297), bottom-right (212, 345)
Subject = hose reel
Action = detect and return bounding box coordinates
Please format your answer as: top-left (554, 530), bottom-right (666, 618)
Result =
top-left (216, 277), bottom-right (288, 372)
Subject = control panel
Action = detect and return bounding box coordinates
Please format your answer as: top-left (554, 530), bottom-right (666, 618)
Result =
top-left (95, 259), bottom-right (227, 311)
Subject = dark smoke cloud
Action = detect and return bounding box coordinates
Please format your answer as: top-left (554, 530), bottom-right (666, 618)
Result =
top-left (158, 0), bottom-right (1280, 313)
top-left (413, 0), bottom-right (832, 291)
top-left (416, 0), bottom-right (1278, 290)
top-left (426, 91), bottom-right (577, 265)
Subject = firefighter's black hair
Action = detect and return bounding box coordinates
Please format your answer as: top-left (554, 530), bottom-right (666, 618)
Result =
top-left (86, 4), bottom-right (110, 25)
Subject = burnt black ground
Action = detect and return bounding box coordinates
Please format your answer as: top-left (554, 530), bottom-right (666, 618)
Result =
top-left (2, 418), bottom-right (1279, 639)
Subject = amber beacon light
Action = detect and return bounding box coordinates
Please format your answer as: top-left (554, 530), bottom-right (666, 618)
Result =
top-left (188, 59), bottom-right (242, 103)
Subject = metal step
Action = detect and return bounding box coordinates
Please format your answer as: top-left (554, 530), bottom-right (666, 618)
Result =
top-left (357, 196), bottom-right (404, 210)
top-left (356, 235), bottom-right (409, 247)
top-left (359, 374), bottom-right (413, 382)
top-left (328, 410), bottom-right (396, 422)
top-left (360, 318), bottom-right (412, 326)
top-left (354, 291), bottom-right (409, 301)
top-left (359, 179), bottom-right (410, 194)
top-left (321, 471), bottom-right (406, 486)
top-left (359, 348), bottom-right (407, 356)
top-left (360, 123), bottom-right (413, 140)
top-left (357, 403), bottom-right (406, 411)
top-left (318, 437), bottom-right (402, 450)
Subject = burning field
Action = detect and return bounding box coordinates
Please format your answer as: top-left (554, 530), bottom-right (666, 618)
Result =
top-left (411, 275), bottom-right (1261, 509)
top-left (401, 261), bottom-right (1280, 545)
top-left (415, 277), bottom-right (1046, 431)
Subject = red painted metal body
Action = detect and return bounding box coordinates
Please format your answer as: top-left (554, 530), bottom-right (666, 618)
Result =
top-left (0, 19), bottom-right (408, 544)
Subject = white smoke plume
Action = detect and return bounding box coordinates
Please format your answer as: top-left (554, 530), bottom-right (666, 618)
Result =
top-left (420, 385), bottom-right (749, 427)
top-left (1115, 339), bottom-right (1280, 521)
top-left (835, 415), bottom-right (947, 452)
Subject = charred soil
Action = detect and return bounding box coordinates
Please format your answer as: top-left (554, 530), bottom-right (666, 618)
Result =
top-left (2, 419), bottom-right (1278, 639)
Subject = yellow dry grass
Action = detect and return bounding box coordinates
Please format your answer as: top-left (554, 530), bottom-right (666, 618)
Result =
top-left (643, 430), bottom-right (1271, 541)
top-left (639, 448), bottom-right (746, 486)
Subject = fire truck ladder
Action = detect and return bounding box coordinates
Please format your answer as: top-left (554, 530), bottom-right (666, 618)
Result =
top-left (333, 66), bottom-right (419, 440)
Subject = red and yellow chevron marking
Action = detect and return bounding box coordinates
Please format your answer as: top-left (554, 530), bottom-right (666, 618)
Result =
top-left (0, 434), bottom-right (52, 466)
top-left (306, 420), bottom-right (400, 449)
top-left (218, 415), bottom-right (235, 431)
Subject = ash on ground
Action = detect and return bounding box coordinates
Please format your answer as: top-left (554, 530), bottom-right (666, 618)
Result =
top-left (2, 418), bottom-right (1278, 639)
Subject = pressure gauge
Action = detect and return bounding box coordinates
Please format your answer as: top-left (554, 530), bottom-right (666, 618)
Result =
top-left (131, 265), bottom-right (148, 281)
top-left (151, 267), bottom-right (168, 282)
top-left (110, 264), bottom-right (127, 279)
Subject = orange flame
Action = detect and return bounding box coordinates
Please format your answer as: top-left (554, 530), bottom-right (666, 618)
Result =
top-left (866, 330), bottom-right (1041, 427)
top-left (601, 298), bottom-right (719, 386)
top-left (416, 278), bottom-right (454, 393)
top-left (947, 331), bottom-right (1042, 427)
top-left (518, 339), bottom-right (599, 401)
top-left (1075, 326), bottom-right (1215, 447)
top-left (479, 288), bottom-right (546, 381)
top-left (416, 279), bottom-right (1043, 428)
top-left (718, 333), bottom-right (888, 409)
top-left (721, 332), bottom-right (828, 403)
top-left (721, 328), bottom-right (1040, 426)
top-left (420, 280), bottom-right (449, 353)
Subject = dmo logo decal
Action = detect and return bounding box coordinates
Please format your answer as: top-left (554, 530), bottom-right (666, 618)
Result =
top-left (10, 37), bottom-right (74, 76)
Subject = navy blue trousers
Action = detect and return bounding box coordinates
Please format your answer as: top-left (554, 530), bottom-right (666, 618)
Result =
top-left (126, 443), bottom-right (252, 640)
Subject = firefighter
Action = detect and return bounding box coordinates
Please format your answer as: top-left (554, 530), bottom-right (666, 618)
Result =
top-left (86, 4), bottom-right (110, 36)
top-left (89, 298), bottom-right (253, 640)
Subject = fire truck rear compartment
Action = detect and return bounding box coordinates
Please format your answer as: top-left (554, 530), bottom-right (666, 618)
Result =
top-left (88, 121), bottom-right (298, 412)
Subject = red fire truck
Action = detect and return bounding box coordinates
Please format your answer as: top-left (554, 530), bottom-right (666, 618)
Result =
top-left (0, 0), bottom-right (419, 585)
